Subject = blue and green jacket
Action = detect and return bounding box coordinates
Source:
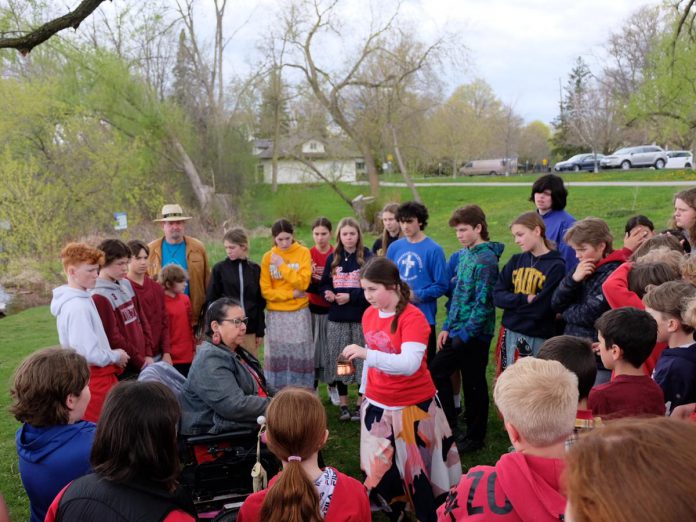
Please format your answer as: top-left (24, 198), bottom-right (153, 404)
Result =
top-left (442, 241), bottom-right (504, 343)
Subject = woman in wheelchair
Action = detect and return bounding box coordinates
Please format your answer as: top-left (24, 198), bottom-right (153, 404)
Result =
top-left (237, 387), bottom-right (370, 522)
top-left (181, 297), bottom-right (272, 436)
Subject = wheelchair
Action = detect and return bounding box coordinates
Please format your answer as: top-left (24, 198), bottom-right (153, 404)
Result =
top-left (179, 425), bottom-right (281, 521)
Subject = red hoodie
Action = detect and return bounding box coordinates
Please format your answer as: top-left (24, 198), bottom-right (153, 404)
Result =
top-left (601, 261), bottom-right (668, 374)
top-left (437, 452), bottom-right (566, 522)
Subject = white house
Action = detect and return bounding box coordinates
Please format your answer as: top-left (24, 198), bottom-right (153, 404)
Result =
top-left (254, 137), bottom-right (365, 184)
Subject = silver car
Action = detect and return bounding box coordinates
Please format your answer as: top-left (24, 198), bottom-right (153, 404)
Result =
top-left (600, 145), bottom-right (668, 170)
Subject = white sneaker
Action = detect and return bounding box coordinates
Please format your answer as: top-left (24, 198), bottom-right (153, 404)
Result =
top-left (328, 386), bottom-right (340, 406)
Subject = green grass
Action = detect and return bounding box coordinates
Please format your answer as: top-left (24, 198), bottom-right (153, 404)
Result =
top-left (1, 175), bottom-right (691, 518)
top-left (0, 306), bottom-right (59, 521)
top-left (376, 168), bottom-right (696, 183)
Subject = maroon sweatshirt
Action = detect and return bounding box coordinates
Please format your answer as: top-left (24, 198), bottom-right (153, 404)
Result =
top-left (91, 278), bottom-right (152, 370)
top-left (129, 275), bottom-right (170, 357)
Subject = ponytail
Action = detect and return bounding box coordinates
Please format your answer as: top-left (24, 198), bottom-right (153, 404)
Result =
top-left (259, 461), bottom-right (322, 522)
top-left (392, 281), bottom-right (411, 333)
top-left (258, 388), bottom-right (326, 522)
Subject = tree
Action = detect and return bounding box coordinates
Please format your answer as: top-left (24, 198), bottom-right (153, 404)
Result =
top-left (566, 79), bottom-right (621, 171)
top-left (551, 57), bottom-right (593, 159)
top-left (278, 0), bottom-right (448, 197)
top-left (626, 6), bottom-right (696, 149)
top-left (0, 0), bottom-right (107, 54)
top-left (517, 121), bottom-right (551, 167)
top-left (426, 79), bottom-right (515, 175)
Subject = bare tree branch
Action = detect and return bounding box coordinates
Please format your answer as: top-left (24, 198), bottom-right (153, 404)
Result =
top-left (0, 0), bottom-right (109, 55)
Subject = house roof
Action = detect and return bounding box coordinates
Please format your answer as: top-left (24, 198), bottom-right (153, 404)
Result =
top-left (253, 136), bottom-right (362, 160)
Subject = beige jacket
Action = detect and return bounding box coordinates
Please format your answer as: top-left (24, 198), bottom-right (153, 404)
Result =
top-left (148, 235), bottom-right (210, 326)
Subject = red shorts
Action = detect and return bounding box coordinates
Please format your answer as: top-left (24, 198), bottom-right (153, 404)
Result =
top-left (83, 365), bottom-right (121, 423)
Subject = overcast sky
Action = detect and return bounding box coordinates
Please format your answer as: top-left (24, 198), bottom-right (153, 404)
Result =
top-left (180, 0), bottom-right (661, 125)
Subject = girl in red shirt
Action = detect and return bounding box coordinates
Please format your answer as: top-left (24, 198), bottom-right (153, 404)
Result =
top-left (342, 257), bottom-right (461, 522)
top-left (237, 387), bottom-right (370, 522)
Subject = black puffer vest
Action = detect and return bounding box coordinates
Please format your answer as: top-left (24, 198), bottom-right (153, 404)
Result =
top-left (55, 473), bottom-right (195, 521)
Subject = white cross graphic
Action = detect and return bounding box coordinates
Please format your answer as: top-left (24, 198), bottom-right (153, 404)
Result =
top-left (401, 253), bottom-right (416, 278)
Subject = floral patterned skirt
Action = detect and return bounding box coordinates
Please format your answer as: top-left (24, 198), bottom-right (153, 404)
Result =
top-left (360, 397), bottom-right (461, 522)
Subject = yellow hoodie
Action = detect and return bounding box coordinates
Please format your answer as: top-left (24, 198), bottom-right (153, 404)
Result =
top-left (260, 242), bottom-right (312, 311)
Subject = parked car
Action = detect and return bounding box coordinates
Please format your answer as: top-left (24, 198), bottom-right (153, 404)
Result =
top-left (665, 150), bottom-right (694, 169)
top-left (554, 153), bottom-right (605, 172)
top-left (458, 158), bottom-right (517, 176)
top-left (600, 145), bottom-right (668, 170)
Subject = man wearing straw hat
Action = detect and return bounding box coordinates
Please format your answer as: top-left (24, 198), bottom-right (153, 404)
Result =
top-left (148, 204), bottom-right (210, 327)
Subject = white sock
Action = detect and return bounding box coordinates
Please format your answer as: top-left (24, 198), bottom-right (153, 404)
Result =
top-left (453, 394), bottom-right (461, 408)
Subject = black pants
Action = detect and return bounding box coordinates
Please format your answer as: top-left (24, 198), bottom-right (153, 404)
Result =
top-left (426, 325), bottom-right (438, 365)
top-left (430, 336), bottom-right (490, 442)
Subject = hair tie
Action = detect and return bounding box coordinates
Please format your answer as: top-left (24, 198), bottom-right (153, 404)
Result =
top-left (288, 455), bottom-right (302, 462)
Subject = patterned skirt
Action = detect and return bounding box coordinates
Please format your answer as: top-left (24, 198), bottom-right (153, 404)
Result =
top-left (265, 307), bottom-right (314, 390)
top-left (318, 320), bottom-right (364, 386)
top-left (360, 397), bottom-right (461, 522)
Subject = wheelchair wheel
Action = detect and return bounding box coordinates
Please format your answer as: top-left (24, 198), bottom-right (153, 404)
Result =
top-left (212, 508), bottom-right (237, 522)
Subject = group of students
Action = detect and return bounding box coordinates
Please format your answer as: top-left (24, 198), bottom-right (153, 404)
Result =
top-left (8, 173), bottom-right (696, 522)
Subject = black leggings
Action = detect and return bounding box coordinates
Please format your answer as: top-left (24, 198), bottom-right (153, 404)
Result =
top-left (430, 336), bottom-right (490, 442)
top-left (332, 381), bottom-right (348, 396)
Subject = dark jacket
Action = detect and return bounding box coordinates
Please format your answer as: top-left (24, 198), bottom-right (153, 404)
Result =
top-left (494, 250), bottom-right (565, 338)
top-left (319, 248), bottom-right (372, 323)
top-left (551, 249), bottom-right (626, 341)
top-left (372, 233), bottom-right (399, 256)
top-left (654, 342), bottom-right (696, 411)
top-left (51, 473), bottom-right (194, 522)
top-left (180, 340), bottom-right (272, 435)
top-left (206, 258), bottom-right (266, 336)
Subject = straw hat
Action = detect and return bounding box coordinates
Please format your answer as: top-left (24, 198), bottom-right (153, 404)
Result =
top-left (153, 204), bottom-right (192, 222)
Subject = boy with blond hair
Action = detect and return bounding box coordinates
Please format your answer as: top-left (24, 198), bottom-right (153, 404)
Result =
top-left (437, 357), bottom-right (577, 522)
top-left (50, 243), bottom-right (128, 422)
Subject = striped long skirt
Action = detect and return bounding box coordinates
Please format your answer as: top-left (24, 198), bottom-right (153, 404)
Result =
top-left (265, 307), bottom-right (314, 390)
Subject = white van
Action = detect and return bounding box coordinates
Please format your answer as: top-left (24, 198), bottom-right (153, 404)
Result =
top-left (458, 158), bottom-right (517, 177)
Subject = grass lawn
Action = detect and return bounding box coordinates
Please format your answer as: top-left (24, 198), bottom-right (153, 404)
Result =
top-left (375, 168), bottom-right (696, 183)
top-left (0, 174), bottom-right (691, 519)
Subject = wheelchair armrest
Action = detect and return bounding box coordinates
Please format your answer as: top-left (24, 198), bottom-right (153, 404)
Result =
top-left (185, 429), bottom-right (257, 446)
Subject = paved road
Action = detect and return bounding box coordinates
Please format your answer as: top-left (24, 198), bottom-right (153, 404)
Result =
top-left (352, 180), bottom-right (696, 187)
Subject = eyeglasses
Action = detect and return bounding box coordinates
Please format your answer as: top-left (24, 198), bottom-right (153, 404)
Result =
top-left (219, 317), bottom-right (248, 327)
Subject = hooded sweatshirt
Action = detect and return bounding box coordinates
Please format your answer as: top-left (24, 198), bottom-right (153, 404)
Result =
top-left (437, 452), bottom-right (566, 522)
top-left (90, 278), bottom-right (152, 370)
top-left (50, 285), bottom-right (121, 367)
top-left (551, 249), bottom-right (626, 341)
top-left (653, 342), bottom-right (696, 411)
top-left (443, 241), bottom-right (505, 344)
top-left (16, 421), bottom-right (95, 522)
top-left (494, 250), bottom-right (566, 338)
top-left (540, 208), bottom-right (577, 274)
top-left (260, 242), bottom-right (312, 312)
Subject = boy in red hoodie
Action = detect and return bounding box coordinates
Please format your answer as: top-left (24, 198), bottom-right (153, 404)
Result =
top-left (437, 357), bottom-right (577, 522)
